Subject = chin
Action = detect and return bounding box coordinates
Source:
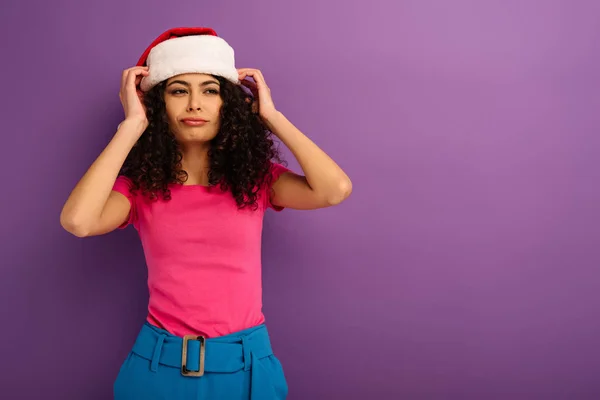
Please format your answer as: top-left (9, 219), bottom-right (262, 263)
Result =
top-left (174, 127), bottom-right (218, 143)
top-left (176, 135), bottom-right (215, 144)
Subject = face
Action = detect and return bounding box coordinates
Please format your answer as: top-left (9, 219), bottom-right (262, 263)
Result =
top-left (164, 73), bottom-right (223, 144)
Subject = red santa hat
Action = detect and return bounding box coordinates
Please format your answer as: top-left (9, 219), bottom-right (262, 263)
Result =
top-left (136, 27), bottom-right (239, 92)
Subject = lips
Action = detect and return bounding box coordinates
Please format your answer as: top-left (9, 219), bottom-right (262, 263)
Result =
top-left (182, 118), bottom-right (208, 126)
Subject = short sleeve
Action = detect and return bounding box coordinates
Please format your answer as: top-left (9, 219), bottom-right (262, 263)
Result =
top-left (265, 162), bottom-right (291, 211)
top-left (111, 175), bottom-right (137, 229)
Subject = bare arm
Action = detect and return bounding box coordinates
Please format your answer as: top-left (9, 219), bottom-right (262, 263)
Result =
top-left (238, 68), bottom-right (352, 210)
top-left (266, 112), bottom-right (352, 209)
top-left (60, 66), bottom-right (150, 237)
top-left (60, 119), bottom-right (146, 237)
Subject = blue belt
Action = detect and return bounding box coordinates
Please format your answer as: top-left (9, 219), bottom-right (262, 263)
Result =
top-left (131, 322), bottom-right (279, 398)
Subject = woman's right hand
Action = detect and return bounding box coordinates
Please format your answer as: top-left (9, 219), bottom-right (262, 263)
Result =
top-left (119, 66), bottom-right (150, 128)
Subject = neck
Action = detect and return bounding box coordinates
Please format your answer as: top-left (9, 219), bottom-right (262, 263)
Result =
top-left (180, 143), bottom-right (211, 186)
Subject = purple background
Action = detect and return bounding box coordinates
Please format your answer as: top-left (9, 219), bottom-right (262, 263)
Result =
top-left (2, 0), bottom-right (600, 399)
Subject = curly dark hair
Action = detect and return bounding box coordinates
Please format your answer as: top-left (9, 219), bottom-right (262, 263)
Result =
top-left (120, 75), bottom-right (283, 210)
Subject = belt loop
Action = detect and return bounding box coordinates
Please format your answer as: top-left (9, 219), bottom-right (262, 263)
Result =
top-left (150, 334), bottom-right (166, 372)
top-left (241, 336), bottom-right (251, 371)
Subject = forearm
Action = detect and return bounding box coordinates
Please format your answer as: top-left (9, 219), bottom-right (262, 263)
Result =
top-left (264, 112), bottom-right (352, 203)
top-left (60, 119), bottom-right (145, 230)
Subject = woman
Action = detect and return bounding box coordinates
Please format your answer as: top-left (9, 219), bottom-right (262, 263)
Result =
top-left (60, 27), bottom-right (351, 399)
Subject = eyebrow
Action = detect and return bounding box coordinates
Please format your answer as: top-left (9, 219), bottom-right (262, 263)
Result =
top-left (167, 79), bottom-right (220, 87)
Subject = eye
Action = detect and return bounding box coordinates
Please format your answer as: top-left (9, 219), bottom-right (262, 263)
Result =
top-left (205, 89), bottom-right (220, 95)
top-left (170, 89), bottom-right (187, 95)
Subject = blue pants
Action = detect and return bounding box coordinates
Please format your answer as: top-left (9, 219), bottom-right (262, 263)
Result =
top-left (113, 322), bottom-right (288, 399)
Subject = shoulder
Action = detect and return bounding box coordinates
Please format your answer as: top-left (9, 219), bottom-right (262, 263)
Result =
top-left (115, 175), bottom-right (134, 186)
top-left (268, 161), bottom-right (291, 182)
top-left (112, 175), bottom-right (136, 199)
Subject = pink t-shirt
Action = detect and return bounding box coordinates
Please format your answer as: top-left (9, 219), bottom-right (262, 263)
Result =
top-left (112, 162), bottom-right (289, 338)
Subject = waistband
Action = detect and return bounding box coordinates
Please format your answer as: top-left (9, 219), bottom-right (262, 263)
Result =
top-left (131, 322), bottom-right (282, 398)
top-left (132, 322), bottom-right (274, 374)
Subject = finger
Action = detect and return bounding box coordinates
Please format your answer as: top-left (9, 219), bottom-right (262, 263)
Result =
top-left (128, 68), bottom-right (149, 88)
top-left (121, 70), bottom-right (128, 92)
top-left (137, 90), bottom-right (145, 106)
top-left (128, 66), bottom-right (149, 72)
top-left (239, 68), bottom-right (263, 82)
top-left (126, 69), bottom-right (141, 90)
top-left (135, 70), bottom-right (149, 87)
top-left (238, 69), bottom-right (257, 80)
top-left (122, 66), bottom-right (148, 91)
top-left (243, 70), bottom-right (268, 92)
top-left (253, 70), bottom-right (268, 89)
top-left (238, 72), bottom-right (252, 83)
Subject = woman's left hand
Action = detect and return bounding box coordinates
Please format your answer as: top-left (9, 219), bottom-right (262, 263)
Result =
top-left (238, 68), bottom-right (278, 122)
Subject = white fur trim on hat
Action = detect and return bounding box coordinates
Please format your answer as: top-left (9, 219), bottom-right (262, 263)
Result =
top-left (139, 35), bottom-right (239, 92)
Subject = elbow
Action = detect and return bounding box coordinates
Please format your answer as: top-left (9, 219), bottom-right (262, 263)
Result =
top-left (326, 178), bottom-right (353, 206)
top-left (69, 227), bottom-right (91, 238)
top-left (60, 211), bottom-right (91, 238)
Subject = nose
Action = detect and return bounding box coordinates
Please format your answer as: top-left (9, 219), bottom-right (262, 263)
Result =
top-left (187, 93), bottom-right (202, 112)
